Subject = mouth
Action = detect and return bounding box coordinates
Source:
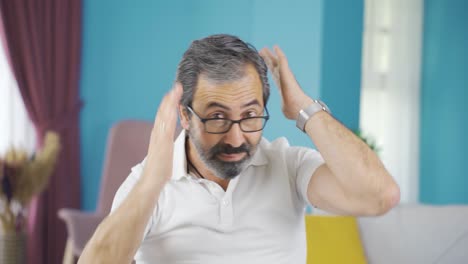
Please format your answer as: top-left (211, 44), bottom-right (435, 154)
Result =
top-left (217, 152), bottom-right (247, 162)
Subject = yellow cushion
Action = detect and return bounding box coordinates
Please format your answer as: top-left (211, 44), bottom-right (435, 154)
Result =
top-left (305, 215), bottom-right (367, 264)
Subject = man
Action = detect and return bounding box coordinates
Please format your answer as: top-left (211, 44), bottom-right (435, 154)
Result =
top-left (79, 34), bottom-right (400, 264)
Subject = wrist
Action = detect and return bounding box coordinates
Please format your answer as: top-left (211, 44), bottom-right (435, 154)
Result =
top-left (296, 98), bottom-right (314, 117)
top-left (141, 166), bottom-right (170, 188)
top-left (296, 99), bottom-right (331, 132)
top-left (303, 110), bottom-right (327, 133)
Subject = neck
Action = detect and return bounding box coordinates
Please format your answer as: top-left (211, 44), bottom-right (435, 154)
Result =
top-left (185, 137), bottom-right (230, 191)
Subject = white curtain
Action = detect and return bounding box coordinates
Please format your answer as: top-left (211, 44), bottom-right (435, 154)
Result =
top-left (360, 0), bottom-right (423, 203)
top-left (0, 26), bottom-right (36, 157)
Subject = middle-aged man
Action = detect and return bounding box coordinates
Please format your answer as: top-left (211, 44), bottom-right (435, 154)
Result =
top-left (79, 34), bottom-right (400, 264)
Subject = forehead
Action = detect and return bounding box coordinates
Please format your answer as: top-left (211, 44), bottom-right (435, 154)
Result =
top-left (192, 64), bottom-right (264, 111)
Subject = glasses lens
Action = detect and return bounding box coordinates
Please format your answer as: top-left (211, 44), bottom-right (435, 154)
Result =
top-left (205, 119), bottom-right (231, 133)
top-left (203, 115), bottom-right (268, 134)
top-left (240, 117), bottom-right (266, 132)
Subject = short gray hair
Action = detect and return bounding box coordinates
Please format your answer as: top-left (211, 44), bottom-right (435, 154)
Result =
top-left (176, 34), bottom-right (270, 108)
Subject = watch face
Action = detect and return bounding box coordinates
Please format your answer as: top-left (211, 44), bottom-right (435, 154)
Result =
top-left (317, 100), bottom-right (331, 114)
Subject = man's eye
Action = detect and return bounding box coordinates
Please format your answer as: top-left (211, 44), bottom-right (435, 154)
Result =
top-left (210, 113), bottom-right (225, 119)
top-left (245, 111), bottom-right (258, 118)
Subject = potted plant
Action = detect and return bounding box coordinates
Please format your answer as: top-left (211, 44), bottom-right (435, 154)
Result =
top-left (0, 131), bottom-right (60, 263)
top-left (354, 129), bottom-right (381, 154)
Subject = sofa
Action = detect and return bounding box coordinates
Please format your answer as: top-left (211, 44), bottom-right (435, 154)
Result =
top-left (308, 204), bottom-right (468, 264)
top-left (359, 204), bottom-right (468, 263)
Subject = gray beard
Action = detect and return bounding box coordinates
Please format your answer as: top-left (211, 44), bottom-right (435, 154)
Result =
top-left (187, 130), bottom-right (255, 180)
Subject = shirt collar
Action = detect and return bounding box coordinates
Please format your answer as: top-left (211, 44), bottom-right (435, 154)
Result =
top-left (246, 138), bottom-right (268, 167)
top-left (171, 129), bottom-right (188, 180)
top-left (171, 130), bottom-right (269, 181)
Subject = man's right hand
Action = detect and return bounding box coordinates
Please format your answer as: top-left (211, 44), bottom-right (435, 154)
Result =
top-left (78, 84), bottom-right (183, 264)
top-left (142, 83), bottom-right (183, 186)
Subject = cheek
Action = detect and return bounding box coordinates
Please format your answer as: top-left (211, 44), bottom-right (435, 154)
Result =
top-left (191, 124), bottom-right (223, 148)
top-left (245, 132), bottom-right (262, 146)
top-left (203, 134), bottom-right (225, 148)
top-left (189, 118), bottom-right (206, 135)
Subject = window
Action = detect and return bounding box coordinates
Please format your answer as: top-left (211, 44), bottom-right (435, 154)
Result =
top-left (360, 0), bottom-right (423, 203)
top-left (0, 23), bottom-right (36, 157)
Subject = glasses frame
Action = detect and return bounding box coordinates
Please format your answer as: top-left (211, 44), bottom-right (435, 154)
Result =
top-left (186, 106), bottom-right (270, 134)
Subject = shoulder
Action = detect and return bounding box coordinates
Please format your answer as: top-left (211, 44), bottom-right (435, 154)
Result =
top-left (258, 137), bottom-right (321, 162)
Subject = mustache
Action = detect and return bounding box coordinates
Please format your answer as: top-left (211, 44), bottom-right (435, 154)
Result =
top-left (210, 142), bottom-right (251, 157)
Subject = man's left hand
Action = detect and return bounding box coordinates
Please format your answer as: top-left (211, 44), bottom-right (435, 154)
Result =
top-left (260, 46), bottom-right (313, 120)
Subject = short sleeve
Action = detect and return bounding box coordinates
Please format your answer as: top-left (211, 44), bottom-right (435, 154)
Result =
top-left (290, 147), bottom-right (325, 206)
top-left (110, 159), bottom-right (153, 238)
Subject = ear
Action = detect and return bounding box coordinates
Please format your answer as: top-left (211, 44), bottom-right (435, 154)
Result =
top-left (178, 105), bottom-right (190, 130)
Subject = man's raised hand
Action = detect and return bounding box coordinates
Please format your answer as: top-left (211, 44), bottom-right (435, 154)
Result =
top-left (143, 83), bottom-right (183, 185)
top-left (259, 46), bottom-right (313, 120)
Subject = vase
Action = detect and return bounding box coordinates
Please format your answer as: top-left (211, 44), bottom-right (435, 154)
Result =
top-left (0, 232), bottom-right (26, 264)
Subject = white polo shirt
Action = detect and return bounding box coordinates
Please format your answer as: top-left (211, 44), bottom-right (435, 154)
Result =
top-left (111, 130), bottom-right (324, 264)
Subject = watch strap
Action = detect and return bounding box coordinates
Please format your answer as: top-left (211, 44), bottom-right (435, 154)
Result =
top-left (296, 100), bottom-right (330, 132)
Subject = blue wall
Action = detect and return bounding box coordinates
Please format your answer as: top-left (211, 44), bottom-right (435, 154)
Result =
top-left (320, 1), bottom-right (363, 130)
top-left (420, 0), bottom-right (468, 204)
top-left (81, 0), bottom-right (199, 211)
top-left (80, 0), bottom-right (363, 211)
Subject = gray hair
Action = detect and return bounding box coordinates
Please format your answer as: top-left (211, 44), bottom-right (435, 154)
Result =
top-left (176, 34), bottom-right (270, 108)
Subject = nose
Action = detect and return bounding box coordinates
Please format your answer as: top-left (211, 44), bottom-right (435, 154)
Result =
top-left (223, 122), bottom-right (245, 147)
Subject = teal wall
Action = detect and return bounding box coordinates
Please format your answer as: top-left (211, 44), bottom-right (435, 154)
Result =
top-left (80, 0), bottom-right (363, 211)
top-left (320, 1), bottom-right (363, 130)
top-left (81, 0), bottom-right (198, 211)
top-left (420, 0), bottom-right (468, 204)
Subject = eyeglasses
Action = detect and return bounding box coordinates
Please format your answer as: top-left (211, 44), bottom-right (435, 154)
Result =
top-left (186, 106), bottom-right (269, 134)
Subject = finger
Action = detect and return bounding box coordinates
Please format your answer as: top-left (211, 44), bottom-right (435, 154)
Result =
top-left (273, 45), bottom-right (289, 68)
top-left (153, 97), bottom-right (171, 135)
top-left (261, 53), bottom-right (274, 71)
top-left (273, 45), bottom-right (297, 83)
top-left (259, 48), bottom-right (271, 68)
top-left (261, 53), bottom-right (277, 74)
top-left (152, 87), bottom-right (180, 135)
top-left (154, 83), bottom-right (182, 119)
top-left (171, 82), bottom-right (183, 105)
top-left (152, 94), bottom-right (168, 124)
top-left (259, 48), bottom-right (272, 61)
top-left (261, 48), bottom-right (278, 69)
top-left (163, 87), bottom-right (181, 128)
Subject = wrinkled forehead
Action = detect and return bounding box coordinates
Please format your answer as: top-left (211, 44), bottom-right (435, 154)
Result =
top-left (192, 64), bottom-right (264, 111)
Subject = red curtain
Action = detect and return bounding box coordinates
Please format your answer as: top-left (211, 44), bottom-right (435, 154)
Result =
top-left (0, 1), bottom-right (82, 263)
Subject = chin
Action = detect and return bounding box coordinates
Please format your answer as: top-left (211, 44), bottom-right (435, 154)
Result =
top-left (215, 173), bottom-right (239, 181)
top-left (213, 163), bottom-right (246, 180)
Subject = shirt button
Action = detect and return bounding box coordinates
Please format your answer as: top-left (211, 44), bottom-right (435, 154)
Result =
top-left (222, 199), bottom-right (229, 206)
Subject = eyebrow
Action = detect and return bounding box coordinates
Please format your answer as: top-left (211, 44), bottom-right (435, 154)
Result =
top-left (204, 99), bottom-right (261, 111)
top-left (243, 99), bottom-right (261, 108)
top-left (205, 102), bottom-right (231, 111)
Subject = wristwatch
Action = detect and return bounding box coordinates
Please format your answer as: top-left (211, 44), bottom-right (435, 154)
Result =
top-left (296, 99), bottom-right (331, 132)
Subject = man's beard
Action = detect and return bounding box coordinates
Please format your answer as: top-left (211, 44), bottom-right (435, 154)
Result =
top-left (187, 128), bottom-right (258, 180)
